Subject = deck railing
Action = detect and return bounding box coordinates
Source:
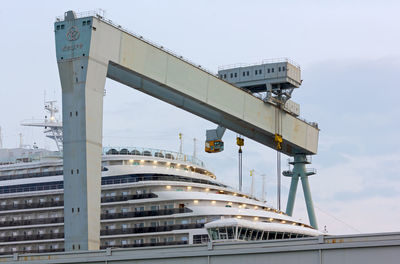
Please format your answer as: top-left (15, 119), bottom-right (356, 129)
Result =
top-left (103, 146), bottom-right (205, 167)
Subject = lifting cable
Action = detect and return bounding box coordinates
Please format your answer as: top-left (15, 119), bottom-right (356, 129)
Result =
top-left (237, 136), bottom-right (244, 192)
top-left (274, 96), bottom-right (283, 211)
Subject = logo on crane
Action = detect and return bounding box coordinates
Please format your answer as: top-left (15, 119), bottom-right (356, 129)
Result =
top-left (66, 26), bottom-right (80, 41)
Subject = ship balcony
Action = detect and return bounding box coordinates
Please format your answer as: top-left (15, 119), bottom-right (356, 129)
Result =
top-left (0, 223), bottom-right (203, 244)
top-left (101, 207), bottom-right (193, 220)
top-left (0, 193), bottom-right (157, 212)
top-left (0, 207), bottom-right (192, 227)
top-left (0, 247), bottom-right (64, 256)
top-left (99, 240), bottom-right (188, 249)
top-left (101, 223), bottom-right (204, 236)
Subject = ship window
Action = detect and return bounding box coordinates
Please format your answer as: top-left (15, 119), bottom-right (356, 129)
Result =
top-left (87, 20), bottom-right (91, 25)
top-left (282, 66), bottom-right (285, 71)
top-left (134, 239), bottom-right (143, 244)
top-left (164, 204), bottom-right (174, 209)
top-left (234, 73), bottom-right (237, 77)
top-left (230, 73), bottom-right (233, 78)
top-left (56, 25), bottom-right (60, 30)
top-left (267, 69), bottom-right (270, 73)
top-left (242, 72), bottom-right (245, 76)
top-left (272, 68), bottom-right (274, 73)
top-left (247, 71), bottom-right (249, 76)
top-left (83, 21), bottom-right (86, 26)
top-left (150, 205), bottom-right (159, 211)
top-left (259, 69), bottom-right (262, 74)
top-left (135, 206), bottom-right (144, 212)
top-left (223, 74), bottom-right (226, 79)
top-left (164, 220), bottom-right (174, 226)
top-left (61, 25), bottom-right (65, 29)
top-left (134, 222), bottom-right (144, 228)
top-left (268, 232), bottom-right (276, 240)
top-left (279, 67), bottom-right (281, 72)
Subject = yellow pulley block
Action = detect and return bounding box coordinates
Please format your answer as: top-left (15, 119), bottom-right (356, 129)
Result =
top-left (236, 137), bottom-right (244, 147)
top-left (274, 133), bottom-right (283, 150)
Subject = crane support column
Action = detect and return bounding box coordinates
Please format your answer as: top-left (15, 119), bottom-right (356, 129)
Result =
top-left (55, 11), bottom-right (108, 251)
top-left (301, 170), bottom-right (318, 229)
top-left (285, 169), bottom-right (299, 216)
top-left (283, 154), bottom-right (318, 229)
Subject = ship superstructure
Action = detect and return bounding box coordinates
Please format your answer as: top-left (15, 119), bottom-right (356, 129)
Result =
top-left (0, 146), bottom-right (319, 255)
top-left (0, 100), bottom-right (320, 255)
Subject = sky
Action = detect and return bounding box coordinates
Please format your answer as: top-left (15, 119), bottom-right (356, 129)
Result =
top-left (0, 1), bottom-right (400, 234)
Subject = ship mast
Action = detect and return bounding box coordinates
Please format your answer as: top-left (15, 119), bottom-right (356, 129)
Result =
top-left (21, 100), bottom-right (63, 152)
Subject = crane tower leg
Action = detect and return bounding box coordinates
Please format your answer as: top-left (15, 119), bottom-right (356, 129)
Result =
top-left (284, 154), bottom-right (318, 229)
top-left (301, 174), bottom-right (318, 229)
top-left (285, 171), bottom-right (299, 216)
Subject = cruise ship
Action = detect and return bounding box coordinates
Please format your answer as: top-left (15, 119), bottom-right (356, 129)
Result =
top-left (0, 103), bottom-right (321, 255)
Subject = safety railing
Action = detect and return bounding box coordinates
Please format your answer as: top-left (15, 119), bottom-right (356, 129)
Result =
top-left (100, 240), bottom-right (188, 249)
top-left (101, 223), bottom-right (204, 236)
top-left (103, 146), bottom-right (205, 167)
top-left (0, 201), bottom-right (64, 211)
top-left (218, 58), bottom-right (300, 71)
top-left (0, 232), bottom-right (64, 243)
top-left (0, 207), bottom-right (191, 228)
top-left (55, 10), bottom-right (218, 78)
top-left (0, 248), bottom-right (64, 256)
top-left (0, 193), bottom-right (157, 212)
top-left (0, 217), bottom-right (64, 227)
top-left (101, 207), bottom-right (192, 220)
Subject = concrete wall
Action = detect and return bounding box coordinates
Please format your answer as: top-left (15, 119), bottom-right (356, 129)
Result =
top-left (2, 232), bottom-right (400, 264)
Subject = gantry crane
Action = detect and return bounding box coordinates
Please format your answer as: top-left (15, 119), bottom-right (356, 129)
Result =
top-left (55, 10), bottom-right (319, 250)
